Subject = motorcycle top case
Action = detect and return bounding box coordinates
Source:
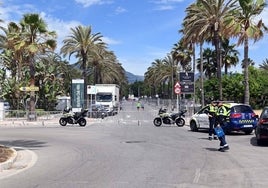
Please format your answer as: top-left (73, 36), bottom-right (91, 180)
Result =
top-left (214, 126), bottom-right (225, 137)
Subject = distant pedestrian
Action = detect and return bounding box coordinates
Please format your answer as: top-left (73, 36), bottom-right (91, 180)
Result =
top-left (136, 101), bottom-right (141, 110)
top-left (141, 102), bottom-right (144, 110)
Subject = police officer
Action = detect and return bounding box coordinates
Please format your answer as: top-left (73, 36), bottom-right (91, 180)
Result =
top-left (207, 100), bottom-right (218, 140)
top-left (216, 101), bottom-right (230, 151)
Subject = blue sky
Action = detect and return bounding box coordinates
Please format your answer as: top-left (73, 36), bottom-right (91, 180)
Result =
top-left (0, 0), bottom-right (268, 76)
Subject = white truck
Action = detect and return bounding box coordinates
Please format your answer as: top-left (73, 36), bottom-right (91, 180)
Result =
top-left (90, 84), bottom-right (120, 115)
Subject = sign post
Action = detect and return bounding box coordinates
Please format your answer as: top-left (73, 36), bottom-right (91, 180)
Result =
top-left (174, 82), bottom-right (181, 112)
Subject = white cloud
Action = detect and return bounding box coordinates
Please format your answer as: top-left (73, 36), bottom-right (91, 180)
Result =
top-left (102, 36), bottom-right (121, 45)
top-left (154, 5), bottom-right (174, 11)
top-left (151, 0), bottom-right (185, 11)
top-left (115, 6), bottom-right (127, 14)
top-left (74, 0), bottom-right (113, 7)
top-left (152, 0), bottom-right (185, 4)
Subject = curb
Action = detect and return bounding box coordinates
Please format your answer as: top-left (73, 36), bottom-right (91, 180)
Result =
top-left (0, 147), bottom-right (17, 172)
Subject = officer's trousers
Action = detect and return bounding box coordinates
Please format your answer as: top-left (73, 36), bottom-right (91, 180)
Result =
top-left (209, 116), bottom-right (216, 137)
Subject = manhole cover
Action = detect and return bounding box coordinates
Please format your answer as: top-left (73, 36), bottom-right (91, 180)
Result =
top-left (125, 141), bottom-right (146, 143)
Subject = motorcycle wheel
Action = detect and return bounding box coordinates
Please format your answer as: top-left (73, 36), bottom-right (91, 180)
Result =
top-left (79, 118), bottom-right (87, 127)
top-left (59, 118), bottom-right (67, 126)
top-left (153, 117), bottom-right (162, 127)
top-left (175, 118), bottom-right (185, 127)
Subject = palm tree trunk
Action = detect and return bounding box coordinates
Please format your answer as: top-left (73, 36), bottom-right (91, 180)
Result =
top-left (29, 55), bottom-right (36, 120)
top-left (200, 42), bottom-right (205, 107)
top-left (82, 53), bottom-right (88, 109)
top-left (215, 31), bottom-right (222, 100)
top-left (244, 37), bottom-right (250, 105)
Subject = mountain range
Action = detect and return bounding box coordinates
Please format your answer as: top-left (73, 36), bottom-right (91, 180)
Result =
top-left (126, 71), bottom-right (144, 83)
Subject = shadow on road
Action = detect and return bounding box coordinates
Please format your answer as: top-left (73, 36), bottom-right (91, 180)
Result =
top-left (0, 139), bottom-right (48, 150)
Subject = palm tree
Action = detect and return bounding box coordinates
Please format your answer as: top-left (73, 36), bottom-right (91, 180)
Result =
top-left (196, 48), bottom-right (217, 79)
top-left (144, 59), bottom-right (164, 97)
top-left (227, 0), bottom-right (267, 104)
top-left (171, 40), bottom-right (192, 72)
top-left (61, 25), bottom-right (105, 109)
top-left (259, 59), bottom-right (268, 70)
top-left (7, 14), bottom-right (56, 117)
top-left (221, 38), bottom-right (239, 74)
top-left (162, 54), bottom-right (177, 100)
top-left (0, 22), bottom-right (26, 81)
top-left (182, 0), bottom-right (238, 101)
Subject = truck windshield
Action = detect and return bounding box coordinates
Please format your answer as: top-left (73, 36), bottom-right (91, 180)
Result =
top-left (96, 93), bottom-right (112, 102)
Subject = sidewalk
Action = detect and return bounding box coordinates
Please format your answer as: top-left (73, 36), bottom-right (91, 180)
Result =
top-left (0, 117), bottom-right (99, 128)
top-left (0, 118), bottom-right (59, 127)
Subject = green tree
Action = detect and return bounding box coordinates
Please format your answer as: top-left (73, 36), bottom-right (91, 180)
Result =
top-left (221, 38), bottom-right (239, 74)
top-left (196, 48), bottom-right (217, 79)
top-left (61, 25), bottom-right (105, 108)
top-left (2, 14), bottom-right (57, 115)
top-left (227, 0), bottom-right (267, 104)
top-left (259, 59), bottom-right (268, 70)
top-left (182, 0), bottom-right (238, 101)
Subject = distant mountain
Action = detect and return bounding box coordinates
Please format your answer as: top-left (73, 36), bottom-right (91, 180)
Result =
top-left (126, 71), bottom-right (144, 83)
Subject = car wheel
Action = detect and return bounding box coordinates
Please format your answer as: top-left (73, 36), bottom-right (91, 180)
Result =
top-left (190, 121), bottom-right (198, 132)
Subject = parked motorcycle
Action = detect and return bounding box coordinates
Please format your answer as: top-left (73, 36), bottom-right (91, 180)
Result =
top-left (153, 108), bottom-right (187, 127)
top-left (59, 107), bottom-right (88, 126)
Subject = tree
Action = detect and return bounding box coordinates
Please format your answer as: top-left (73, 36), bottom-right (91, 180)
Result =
top-left (182, 0), bottom-right (238, 101)
top-left (171, 40), bottom-right (192, 72)
top-left (196, 48), bottom-right (217, 79)
top-left (227, 0), bottom-right (268, 104)
top-left (61, 25), bottom-right (105, 109)
top-left (6, 14), bottom-right (56, 117)
top-left (221, 38), bottom-right (239, 74)
top-left (259, 59), bottom-right (268, 70)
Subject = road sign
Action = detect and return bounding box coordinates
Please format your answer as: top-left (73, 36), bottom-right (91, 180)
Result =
top-left (180, 72), bottom-right (194, 82)
top-left (174, 87), bottom-right (181, 94)
top-left (19, 86), bottom-right (39, 92)
top-left (174, 82), bottom-right (181, 88)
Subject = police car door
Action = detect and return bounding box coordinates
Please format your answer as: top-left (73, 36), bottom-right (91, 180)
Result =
top-left (197, 106), bottom-right (210, 129)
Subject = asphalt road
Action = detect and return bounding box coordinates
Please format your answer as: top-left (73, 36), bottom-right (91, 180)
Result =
top-left (1, 101), bottom-right (268, 188)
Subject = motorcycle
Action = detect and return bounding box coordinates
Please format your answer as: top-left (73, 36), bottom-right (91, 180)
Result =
top-left (59, 107), bottom-right (88, 127)
top-left (153, 108), bottom-right (187, 127)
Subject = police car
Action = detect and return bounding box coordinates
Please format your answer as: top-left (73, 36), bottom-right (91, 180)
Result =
top-left (189, 103), bottom-right (258, 134)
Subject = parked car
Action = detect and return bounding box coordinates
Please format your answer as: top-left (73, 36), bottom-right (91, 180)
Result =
top-left (255, 107), bottom-right (268, 145)
top-left (3, 102), bottom-right (10, 111)
top-left (189, 102), bottom-right (258, 135)
top-left (88, 104), bottom-right (108, 119)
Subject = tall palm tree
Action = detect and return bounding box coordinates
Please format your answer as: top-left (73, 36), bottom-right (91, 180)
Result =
top-left (162, 54), bottom-right (177, 100)
top-left (171, 40), bottom-right (192, 72)
top-left (9, 14), bottom-right (56, 117)
top-left (144, 59), bottom-right (165, 97)
top-left (227, 0), bottom-right (267, 104)
top-left (182, 0), bottom-right (238, 101)
top-left (61, 25), bottom-right (105, 108)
